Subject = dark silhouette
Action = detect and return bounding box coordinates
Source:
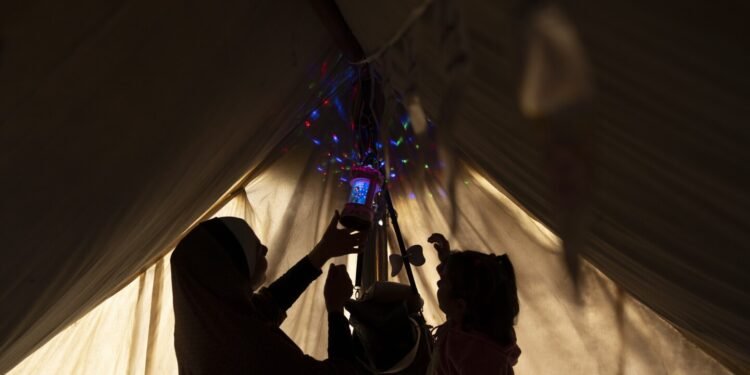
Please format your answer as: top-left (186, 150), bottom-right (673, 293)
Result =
top-left (170, 212), bottom-right (365, 374)
top-left (428, 233), bottom-right (522, 375)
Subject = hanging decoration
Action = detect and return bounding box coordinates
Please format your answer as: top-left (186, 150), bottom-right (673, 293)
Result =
top-left (298, 73), bottom-right (443, 194)
top-left (287, 49), bottom-right (483, 212)
top-left (340, 165), bottom-right (384, 230)
top-left (389, 245), bottom-right (426, 277)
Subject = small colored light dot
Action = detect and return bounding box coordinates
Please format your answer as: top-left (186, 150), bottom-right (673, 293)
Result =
top-left (304, 120), bottom-right (311, 128)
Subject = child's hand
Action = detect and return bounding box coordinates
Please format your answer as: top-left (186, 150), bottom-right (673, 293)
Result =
top-left (324, 264), bottom-right (353, 313)
top-left (428, 233), bottom-right (451, 262)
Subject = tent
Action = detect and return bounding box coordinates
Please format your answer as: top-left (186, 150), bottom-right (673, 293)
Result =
top-left (1, 0), bottom-right (747, 373)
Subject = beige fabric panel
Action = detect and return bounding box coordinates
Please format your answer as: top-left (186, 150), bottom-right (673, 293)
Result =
top-left (11, 147), bottom-right (729, 374)
top-left (8, 260), bottom-right (177, 375)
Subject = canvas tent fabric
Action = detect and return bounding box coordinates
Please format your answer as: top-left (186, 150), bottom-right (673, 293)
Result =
top-left (7, 147), bottom-right (733, 374)
top-left (0, 0), bottom-right (335, 372)
top-left (0, 0), bottom-right (748, 373)
top-left (333, 0), bottom-right (750, 371)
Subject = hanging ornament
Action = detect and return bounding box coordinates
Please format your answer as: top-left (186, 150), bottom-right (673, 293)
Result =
top-left (340, 165), bottom-right (384, 230)
top-left (389, 245), bottom-right (426, 276)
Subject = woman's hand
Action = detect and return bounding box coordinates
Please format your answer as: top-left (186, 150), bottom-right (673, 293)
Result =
top-left (308, 211), bottom-right (368, 269)
top-left (324, 264), bottom-right (353, 313)
top-left (428, 233), bottom-right (451, 263)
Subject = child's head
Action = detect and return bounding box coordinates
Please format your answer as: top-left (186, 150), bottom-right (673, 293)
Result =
top-left (437, 251), bottom-right (519, 344)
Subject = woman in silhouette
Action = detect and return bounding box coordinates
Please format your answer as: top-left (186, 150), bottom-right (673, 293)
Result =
top-left (170, 212), bottom-right (364, 374)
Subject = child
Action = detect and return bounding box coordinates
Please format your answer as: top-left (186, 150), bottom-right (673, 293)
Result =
top-left (427, 233), bottom-right (522, 375)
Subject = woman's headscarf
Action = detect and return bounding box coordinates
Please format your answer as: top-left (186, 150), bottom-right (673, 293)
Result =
top-left (170, 217), bottom-right (265, 374)
top-left (171, 217), bottom-right (358, 375)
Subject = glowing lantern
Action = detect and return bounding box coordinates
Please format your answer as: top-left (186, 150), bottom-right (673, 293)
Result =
top-left (341, 165), bottom-right (383, 230)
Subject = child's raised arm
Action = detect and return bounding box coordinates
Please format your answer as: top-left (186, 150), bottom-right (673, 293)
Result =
top-left (427, 233), bottom-right (451, 270)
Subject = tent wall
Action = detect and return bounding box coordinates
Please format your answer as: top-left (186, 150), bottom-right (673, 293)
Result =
top-left (7, 259), bottom-right (177, 375)
top-left (10, 146), bottom-right (730, 374)
top-left (335, 0), bottom-right (750, 370)
top-left (0, 0), bottom-right (336, 371)
top-left (1, 0), bottom-right (747, 372)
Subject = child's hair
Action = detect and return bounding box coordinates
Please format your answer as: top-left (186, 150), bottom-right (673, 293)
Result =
top-left (444, 251), bottom-right (519, 345)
